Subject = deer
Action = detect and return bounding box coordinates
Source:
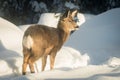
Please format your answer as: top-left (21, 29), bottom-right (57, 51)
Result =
top-left (22, 9), bottom-right (79, 75)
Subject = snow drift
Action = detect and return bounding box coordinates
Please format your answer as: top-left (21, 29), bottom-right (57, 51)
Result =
top-left (0, 17), bottom-right (23, 79)
top-left (0, 17), bottom-right (23, 52)
top-left (65, 8), bottom-right (120, 65)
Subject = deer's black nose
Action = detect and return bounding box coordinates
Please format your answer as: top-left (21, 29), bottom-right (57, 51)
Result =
top-left (70, 30), bottom-right (75, 35)
top-left (70, 26), bottom-right (79, 35)
top-left (76, 26), bottom-right (79, 29)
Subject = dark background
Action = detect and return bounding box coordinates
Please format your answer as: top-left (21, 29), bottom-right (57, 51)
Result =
top-left (0, 0), bottom-right (120, 25)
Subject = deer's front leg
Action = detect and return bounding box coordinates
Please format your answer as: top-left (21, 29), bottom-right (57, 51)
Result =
top-left (41, 56), bottom-right (47, 71)
top-left (50, 53), bottom-right (56, 70)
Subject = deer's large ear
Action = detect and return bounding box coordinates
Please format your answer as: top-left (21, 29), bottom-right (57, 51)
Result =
top-left (62, 10), bottom-right (71, 18)
top-left (71, 10), bottom-right (78, 18)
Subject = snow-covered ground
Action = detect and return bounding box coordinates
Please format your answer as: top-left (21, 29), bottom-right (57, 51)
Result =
top-left (0, 8), bottom-right (120, 80)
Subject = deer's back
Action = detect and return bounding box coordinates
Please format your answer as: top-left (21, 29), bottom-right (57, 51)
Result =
top-left (23, 25), bottom-right (61, 53)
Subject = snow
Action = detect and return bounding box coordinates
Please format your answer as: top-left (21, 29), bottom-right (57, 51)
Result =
top-left (0, 17), bottom-right (23, 52)
top-left (0, 8), bottom-right (120, 80)
top-left (106, 57), bottom-right (120, 67)
top-left (38, 12), bottom-right (85, 28)
top-left (65, 8), bottom-right (120, 64)
top-left (0, 17), bottom-right (23, 79)
top-left (65, 1), bottom-right (79, 9)
top-left (38, 13), bottom-right (60, 28)
top-left (19, 24), bottom-right (32, 32)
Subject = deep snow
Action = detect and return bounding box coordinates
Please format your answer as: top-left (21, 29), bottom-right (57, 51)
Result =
top-left (65, 8), bottom-right (120, 65)
top-left (0, 8), bottom-right (120, 80)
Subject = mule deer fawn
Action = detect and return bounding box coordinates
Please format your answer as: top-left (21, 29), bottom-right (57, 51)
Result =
top-left (22, 9), bottom-right (78, 75)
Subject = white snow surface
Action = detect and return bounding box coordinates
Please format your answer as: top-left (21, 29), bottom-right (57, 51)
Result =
top-left (38, 12), bottom-right (85, 28)
top-left (0, 17), bottom-right (23, 53)
top-left (0, 8), bottom-right (120, 80)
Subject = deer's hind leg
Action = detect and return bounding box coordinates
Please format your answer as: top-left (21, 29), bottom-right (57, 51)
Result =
top-left (28, 56), bottom-right (36, 73)
top-left (22, 48), bottom-right (31, 75)
top-left (28, 48), bottom-right (45, 73)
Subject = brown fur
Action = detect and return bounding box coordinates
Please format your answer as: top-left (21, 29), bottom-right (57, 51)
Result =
top-left (22, 9), bottom-right (78, 75)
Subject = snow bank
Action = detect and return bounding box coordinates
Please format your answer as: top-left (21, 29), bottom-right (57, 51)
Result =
top-left (38, 13), bottom-right (60, 28)
top-left (0, 17), bottom-right (23, 79)
top-left (38, 12), bottom-right (85, 28)
top-left (84, 14), bottom-right (95, 20)
top-left (0, 17), bottom-right (23, 52)
top-left (55, 47), bottom-right (89, 68)
top-left (65, 8), bottom-right (120, 64)
top-left (19, 24), bottom-right (32, 32)
top-left (106, 57), bottom-right (120, 67)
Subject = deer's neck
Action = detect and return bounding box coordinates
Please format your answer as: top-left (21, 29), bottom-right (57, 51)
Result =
top-left (58, 25), bottom-right (70, 44)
